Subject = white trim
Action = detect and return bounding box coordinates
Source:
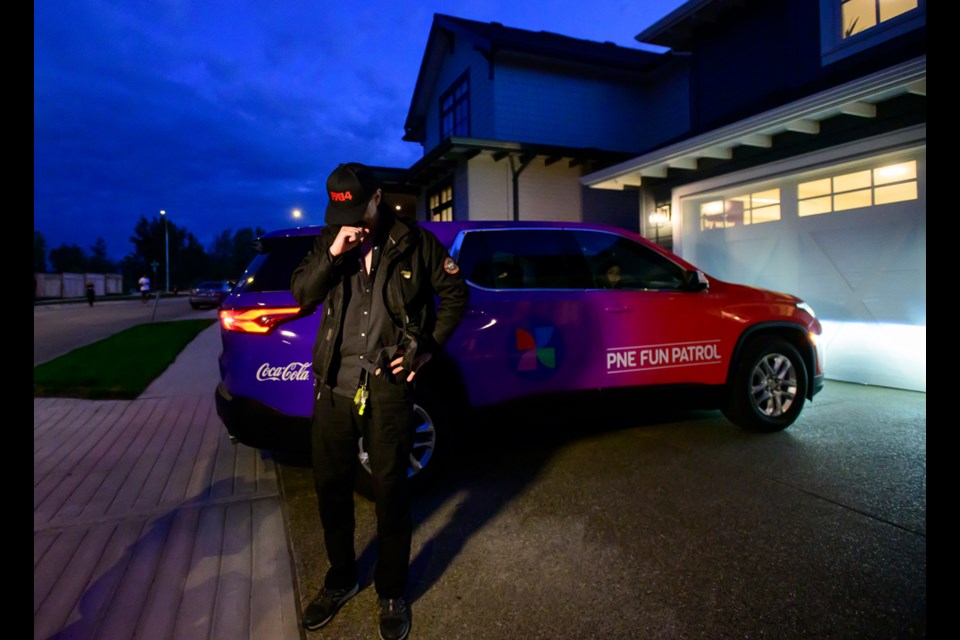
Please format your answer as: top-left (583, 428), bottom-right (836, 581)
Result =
top-left (581, 56), bottom-right (925, 188)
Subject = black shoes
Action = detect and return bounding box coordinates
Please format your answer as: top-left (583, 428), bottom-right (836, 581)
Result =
top-left (378, 597), bottom-right (411, 640)
top-left (302, 583), bottom-right (359, 630)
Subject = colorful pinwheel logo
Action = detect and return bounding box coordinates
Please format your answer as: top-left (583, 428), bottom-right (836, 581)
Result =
top-left (516, 327), bottom-right (556, 371)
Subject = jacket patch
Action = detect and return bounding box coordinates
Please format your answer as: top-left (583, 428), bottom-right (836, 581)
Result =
top-left (444, 257), bottom-right (460, 275)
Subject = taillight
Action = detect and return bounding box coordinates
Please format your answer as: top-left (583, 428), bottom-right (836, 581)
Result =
top-left (219, 307), bottom-right (302, 334)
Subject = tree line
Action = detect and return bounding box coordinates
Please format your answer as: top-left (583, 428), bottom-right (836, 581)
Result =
top-left (34, 214), bottom-right (266, 294)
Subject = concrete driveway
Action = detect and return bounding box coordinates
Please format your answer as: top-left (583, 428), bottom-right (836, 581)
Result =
top-left (281, 381), bottom-right (926, 640)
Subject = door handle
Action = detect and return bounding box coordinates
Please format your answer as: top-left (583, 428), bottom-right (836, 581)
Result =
top-left (604, 305), bottom-right (633, 314)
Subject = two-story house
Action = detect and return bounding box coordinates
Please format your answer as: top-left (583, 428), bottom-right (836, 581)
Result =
top-left (396, 14), bottom-right (688, 233)
top-left (390, 1), bottom-right (925, 392)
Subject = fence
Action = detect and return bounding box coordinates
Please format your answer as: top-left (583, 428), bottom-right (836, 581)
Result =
top-left (35, 273), bottom-right (124, 299)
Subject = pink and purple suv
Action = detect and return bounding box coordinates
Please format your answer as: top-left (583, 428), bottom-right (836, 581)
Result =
top-left (215, 221), bottom-right (824, 486)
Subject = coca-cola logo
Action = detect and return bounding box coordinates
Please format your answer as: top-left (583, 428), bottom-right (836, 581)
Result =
top-left (256, 362), bottom-right (312, 382)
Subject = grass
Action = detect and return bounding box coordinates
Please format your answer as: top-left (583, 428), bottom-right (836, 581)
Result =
top-left (34, 319), bottom-right (217, 400)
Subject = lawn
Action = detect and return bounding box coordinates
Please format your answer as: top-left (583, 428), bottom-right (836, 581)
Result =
top-left (33, 319), bottom-right (217, 400)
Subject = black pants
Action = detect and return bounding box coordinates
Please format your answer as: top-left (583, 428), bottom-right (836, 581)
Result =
top-left (311, 375), bottom-right (414, 599)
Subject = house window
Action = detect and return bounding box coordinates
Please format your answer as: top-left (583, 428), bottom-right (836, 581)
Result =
top-left (699, 189), bottom-right (781, 230)
top-left (798, 160), bottom-right (918, 216)
top-left (820, 0), bottom-right (924, 64)
top-left (429, 183), bottom-right (454, 222)
top-left (842, 0), bottom-right (917, 38)
top-left (440, 72), bottom-right (470, 140)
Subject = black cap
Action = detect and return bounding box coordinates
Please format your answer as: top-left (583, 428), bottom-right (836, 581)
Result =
top-left (324, 162), bottom-right (380, 225)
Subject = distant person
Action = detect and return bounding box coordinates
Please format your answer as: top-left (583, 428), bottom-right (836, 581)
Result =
top-left (138, 274), bottom-right (151, 303)
top-left (85, 281), bottom-right (95, 306)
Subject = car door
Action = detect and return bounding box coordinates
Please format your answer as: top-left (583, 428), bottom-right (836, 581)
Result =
top-left (571, 229), bottom-right (730, 388)
top-left (447, 228), bottom-right (606, 408)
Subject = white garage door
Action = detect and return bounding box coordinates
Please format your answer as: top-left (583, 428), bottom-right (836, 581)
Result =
top-left (672, 127), bottom-right (925, 392)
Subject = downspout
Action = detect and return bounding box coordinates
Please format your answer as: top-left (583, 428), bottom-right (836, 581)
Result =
top-left (509, 154), bottom-right (535, 221)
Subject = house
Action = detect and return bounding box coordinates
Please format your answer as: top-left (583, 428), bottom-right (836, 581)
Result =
top-left (583, 0), bottom-right (926, 391)
top-left (395, 14), bottom-right (688, 234)
top-left (394, 1), bottom-right (926, 392)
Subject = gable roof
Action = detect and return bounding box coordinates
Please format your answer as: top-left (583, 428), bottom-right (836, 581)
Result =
top-left (403, 13), bottom-right (668, 142)
top-left (635, 0), bottom-right (744, 51)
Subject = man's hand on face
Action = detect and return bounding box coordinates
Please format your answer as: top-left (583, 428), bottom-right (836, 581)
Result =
top-left (330, 225), bottom-right (369, 257)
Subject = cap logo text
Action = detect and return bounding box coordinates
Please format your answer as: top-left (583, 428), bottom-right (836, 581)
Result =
top-left (329, 190), bottom-right (354, 201)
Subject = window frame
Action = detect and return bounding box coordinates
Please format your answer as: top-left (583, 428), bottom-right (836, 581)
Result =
top-left (439, 70), bottom-right (471, 141)
top-left (428, 181), bottom-right (454, 222)
top-left (819, 0), bottom-right (924, 65)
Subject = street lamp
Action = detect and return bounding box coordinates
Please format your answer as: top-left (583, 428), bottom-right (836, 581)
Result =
top-left (160, 210), bottom-right (169, 293)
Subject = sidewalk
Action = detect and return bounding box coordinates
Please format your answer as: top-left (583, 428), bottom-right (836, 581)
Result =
top-left (34, 323), bottom-right (303, 640)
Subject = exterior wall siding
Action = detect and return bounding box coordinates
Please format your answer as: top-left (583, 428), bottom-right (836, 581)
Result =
top-left (517, 159), bottom-right (583, 222)
top-left (465, 154), bottom-right (513, 221)
top-left (686, 0), bottom-right (924, 133)
top-left (423, 37), bottom-right (495, 152)
top-left (465, 154), bottom-right (589, 223)
top-left (493, 60), bottom-right (653, 152)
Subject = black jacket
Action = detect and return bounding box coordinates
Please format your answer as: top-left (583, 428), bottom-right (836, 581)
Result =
top-left (290, 209), bottom-right (469, 389)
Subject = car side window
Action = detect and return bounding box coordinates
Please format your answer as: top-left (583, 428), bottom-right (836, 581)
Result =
top-left (573, 230), bottom-right (686, 290)
top-left (457, 229), bottom-right (594, 289)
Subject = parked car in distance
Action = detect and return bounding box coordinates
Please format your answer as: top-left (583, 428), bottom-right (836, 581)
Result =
top-left (189, 280), bottom-right (235, 309)
top-left (214, 221), bottom-right (824, 491)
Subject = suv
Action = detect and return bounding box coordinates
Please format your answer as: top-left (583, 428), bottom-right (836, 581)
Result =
top-left (215, 221), bottom-right (823, 487)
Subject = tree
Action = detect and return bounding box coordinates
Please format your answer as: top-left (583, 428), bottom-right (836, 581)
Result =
top-left (34, 231), bottom-right (47, 273)
top-left (207, 227), bottom-right (265, 281)
top-left (87, 237), bottom-right (117, 273)
top-left (49, 244), bottom-right (88, 273)
top-left (126, 213), bottom-right (212, 292)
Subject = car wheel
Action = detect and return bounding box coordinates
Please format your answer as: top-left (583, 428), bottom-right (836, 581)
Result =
top-left (190, 303), bottom-right (200, 309)
top-left (722, 335), bottom-right (807, 432)
top-left (354, 401), bottom-right (441, 499)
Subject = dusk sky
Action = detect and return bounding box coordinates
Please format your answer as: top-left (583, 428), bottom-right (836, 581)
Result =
top-left (35, 0), bottom-right (686, 263)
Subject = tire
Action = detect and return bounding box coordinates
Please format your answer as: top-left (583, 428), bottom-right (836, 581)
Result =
top-left (354, 400), bottom-right (444, 500)
top-left (722, 335), bottom-right (807, 432)
top-left (190, 303), bottom-right (200, 310)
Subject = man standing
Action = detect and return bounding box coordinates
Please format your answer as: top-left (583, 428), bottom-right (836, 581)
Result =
top-left (291, 162), bottom-right (468, 640)
top-left (138, 274), bottom-right (151, 303)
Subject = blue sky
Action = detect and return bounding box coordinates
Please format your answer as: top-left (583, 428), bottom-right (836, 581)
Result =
top-left (34, 0), bottom-right (686, 262)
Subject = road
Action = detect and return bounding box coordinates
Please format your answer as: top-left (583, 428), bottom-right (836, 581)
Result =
top-left (34, 296), bottom-right (219, 366)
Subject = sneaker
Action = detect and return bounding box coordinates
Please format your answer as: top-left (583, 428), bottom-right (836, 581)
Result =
top-left (302, 583), bottom-right (358, 630)
top-left (378, 597), bottom-right (411, 640)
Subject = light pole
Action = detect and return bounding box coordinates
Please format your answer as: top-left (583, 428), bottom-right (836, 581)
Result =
top-left (160, 210), bottom-right (169, 293)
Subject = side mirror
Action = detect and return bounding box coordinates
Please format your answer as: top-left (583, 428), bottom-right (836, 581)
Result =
top-left (682, 269), bottom-right (709, 292)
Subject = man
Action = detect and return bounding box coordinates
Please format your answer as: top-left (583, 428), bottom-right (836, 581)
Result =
top-left (138, 274), bottom-right (151, 303)
top-left (291, 162), bottom-right (468, 640)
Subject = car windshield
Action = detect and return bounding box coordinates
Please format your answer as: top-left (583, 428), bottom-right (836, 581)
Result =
top-left (198, 281), bottom-right (227, 289)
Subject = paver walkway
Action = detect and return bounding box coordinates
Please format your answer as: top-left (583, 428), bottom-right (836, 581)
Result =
top-left (33, 324), bottom-right (302, 640)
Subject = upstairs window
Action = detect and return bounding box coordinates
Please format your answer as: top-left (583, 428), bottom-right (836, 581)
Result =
top-left (842, 0), bottom-right (917, 38)
top-left (820, 0), bottom-right (924, 64)
top-left (440, 72), bottom-right (470, 140)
